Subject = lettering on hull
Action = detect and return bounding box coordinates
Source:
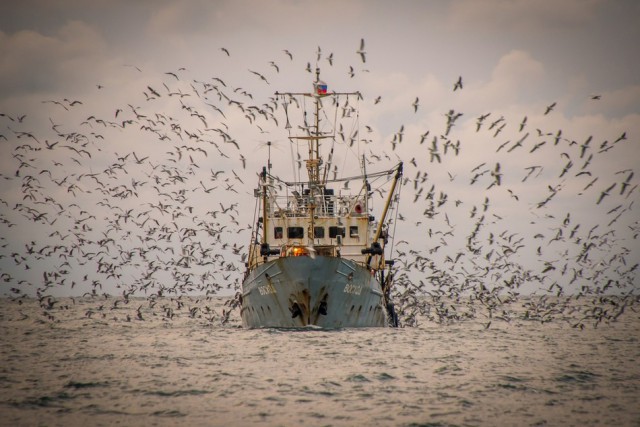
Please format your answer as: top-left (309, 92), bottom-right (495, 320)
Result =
top-left (343, 283), bottom-right (363, 295)
top-left (258, 283), bottom-right (277, 295)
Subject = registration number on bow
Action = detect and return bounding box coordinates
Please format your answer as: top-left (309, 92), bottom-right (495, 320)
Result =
top-left (258, 283), bottom-right (276, 295)
top-left (343, 284), bottom-right (363, 295)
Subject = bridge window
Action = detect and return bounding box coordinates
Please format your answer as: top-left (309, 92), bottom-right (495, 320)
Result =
top-left (350, 226), bottom-right (359, 238)
top-left (329, 226), bottom-right (345, 238)
top-left (274, 227), bottom-right (283, 239)
top-left (287, 227), bottom-right (304, 239)
top-left (314, 226), bottom-right (325, 238)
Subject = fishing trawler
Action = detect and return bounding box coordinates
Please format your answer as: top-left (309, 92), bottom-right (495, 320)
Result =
top-left (240, 68), bottom-right (403, 328)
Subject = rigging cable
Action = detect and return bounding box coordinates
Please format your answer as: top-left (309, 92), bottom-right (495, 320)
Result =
top-left (323, 94), bottom-right (340, 183)
top-left (284, 94), bottom-right (301, 186)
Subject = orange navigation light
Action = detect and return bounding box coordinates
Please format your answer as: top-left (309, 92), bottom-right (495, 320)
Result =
top-left (287, 246), bottom-right (309, 257)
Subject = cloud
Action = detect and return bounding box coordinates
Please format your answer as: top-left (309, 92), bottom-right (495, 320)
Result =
top-left (146, 0), bottom-right (364, 40)
top-left (581, 85), bottom-right (640, 118)
top-left (0, 20), bottom-right (107, 98)
top-left (489, 50), bottom-right (546, 104)
top-left (447, 0), bottom-right (603, 32)
top-left (147, 1), bottom-right (214, 37)
top-left (448, 50), bottom-right (546, 115)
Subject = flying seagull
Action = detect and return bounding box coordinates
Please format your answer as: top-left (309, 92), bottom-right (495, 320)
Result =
top-left (453, 76), bottom-right (463, 91)
top-left (544, 102), bottom-right (557, 115)
top-left (356, 38), bottom-right (366, 63)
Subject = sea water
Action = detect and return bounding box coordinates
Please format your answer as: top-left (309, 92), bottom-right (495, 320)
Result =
top-left (1, 297), bottom-right (638, 426)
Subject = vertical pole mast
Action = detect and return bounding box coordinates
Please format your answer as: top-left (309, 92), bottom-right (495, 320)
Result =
top-left (307, 67), bottom-right (321, 185)
top-left (307, 68), bottom-right (322, 247)
top-left (261, 166), bottom-right (268, 247)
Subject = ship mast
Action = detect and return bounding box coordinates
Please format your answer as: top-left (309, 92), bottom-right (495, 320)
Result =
top-left (274, 69), bottom-right (362, 247)
top-left (307, 67), bottom-right (322, 186)
top-left (276, 68), bottom-right (359, 188)
top-left (307, 69), bottom-right (323, 245)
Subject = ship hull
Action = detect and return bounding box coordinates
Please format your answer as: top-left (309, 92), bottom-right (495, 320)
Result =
top-left (241, 256), bottom-right (387, 328)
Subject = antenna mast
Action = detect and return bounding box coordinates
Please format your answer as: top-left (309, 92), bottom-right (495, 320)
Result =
top-left (275, 69), bottom-right (359, 188)
top-left (307, 67), bottom-right (322, 186)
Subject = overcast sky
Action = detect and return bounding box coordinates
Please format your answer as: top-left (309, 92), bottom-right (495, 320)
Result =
top-left (1, 0), bottom-right (639, 297)
top-left (2, 1), bottom-right (639, 108)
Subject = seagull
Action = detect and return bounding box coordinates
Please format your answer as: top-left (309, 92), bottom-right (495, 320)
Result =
top-left (519, 116), bottom-right (528, 132)
top-left (42, 100), bottom-right (68, 111)
top-left (580, 136), bottom-right (592, 158)
top-left (147, 86), bottom-right (161, 97)
top-left (248, 69), bottom-right (269, 85)
top-left (620, 171), bottom-right (634, 195)
top-left (412, 97), bottom-right (419, 113)
top-left (200, 181), bottom-right (216, 193)
top-left (544, 102), bottom-right (556, 115)
top-left (419, 131), bottom-right (429, 144)
top-left (124, 64), bottom-right (142, 72)
top-left (476, 113), bottom-right (490, 132)
top-left (597, 183), bottom-right (616, 204)
top-left (453, 76), bottom-right (463, 91)
top-left (613, 132), bottom-right (627, 144)
top-left (45, 140), bottom-right (59, 149)
top-left (356, 38), bottom-right (366, 63)
top-left (220, 47), bottom-right (230, 56)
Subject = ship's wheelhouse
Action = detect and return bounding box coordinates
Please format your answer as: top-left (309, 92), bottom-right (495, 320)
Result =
top-left (246, 182), bottom-right (387, 269)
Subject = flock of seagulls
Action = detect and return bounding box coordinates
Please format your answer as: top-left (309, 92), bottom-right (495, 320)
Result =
top-left (0, 39), bottom-right (637, 328)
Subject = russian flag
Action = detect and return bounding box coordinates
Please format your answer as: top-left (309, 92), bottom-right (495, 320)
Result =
top-left (316, 81), bottom-right (327, 95)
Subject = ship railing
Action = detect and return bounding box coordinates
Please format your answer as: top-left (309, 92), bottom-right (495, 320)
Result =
top-left (267, 194), bottom-right (366, 218)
